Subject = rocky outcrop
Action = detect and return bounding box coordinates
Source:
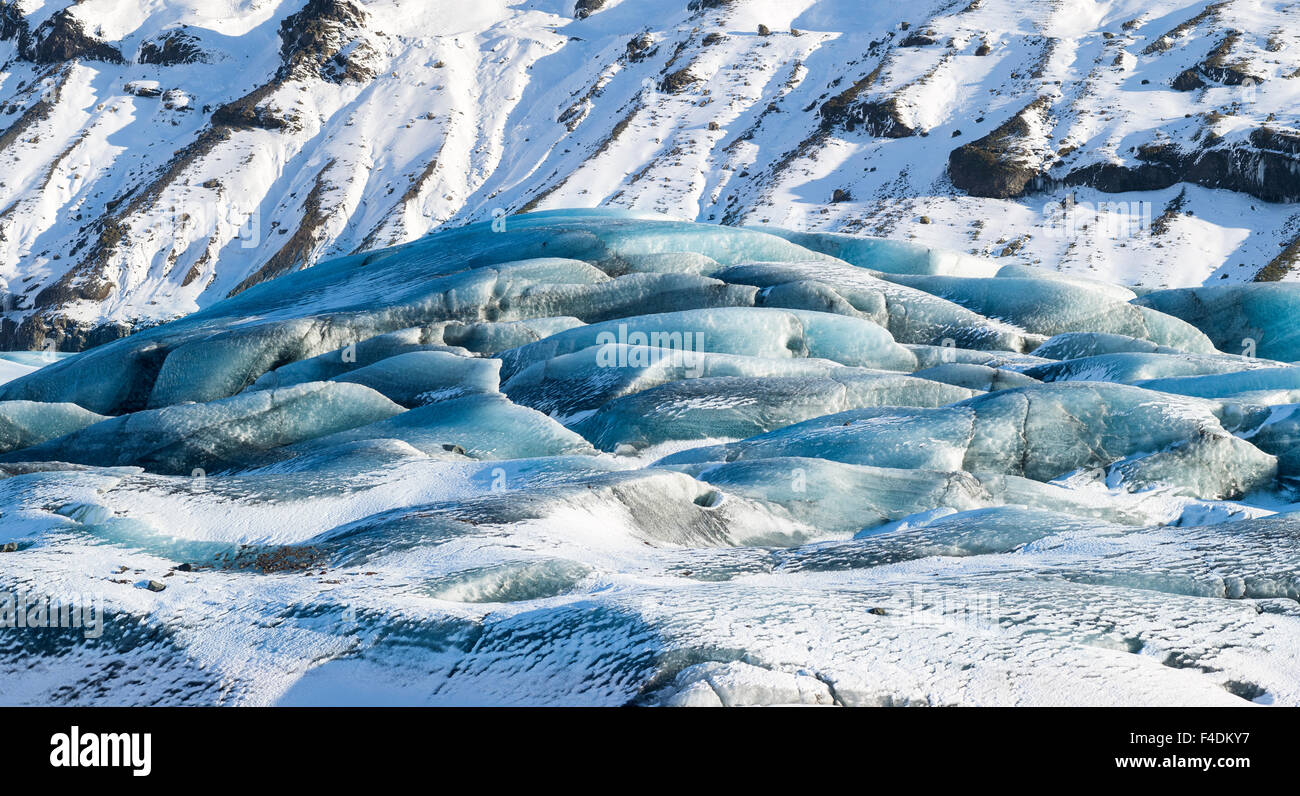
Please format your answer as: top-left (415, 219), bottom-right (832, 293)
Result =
top-left (277, 0), bottom-right (376, 84)
top-left (21, 9), bottom-right (123, 64)
top-left (660, 67), bottom-right (699, 93)
top-left (138, 29), bottom-right (207, 65)
top-left (209, 82), bottom-right (295, 131)
top-left (626, 33), bottom-right (656, 62)
top-left (947, 98), bottom-right (1051, 198)
top-left (0, 2), bottom-right (26, 42)
top-left (1170, 33), bottom-right (1265, 91)
top-left (825, 95), bottom-right (915, 137)
top-left (817, 62), bottom-right (916, 137)
top-left (1255, 233), bottom-right (1300, 282)
top-left (1060, 130), bottom-right (1300, 204)
top-left (574, 0), bottom-right (609, 19)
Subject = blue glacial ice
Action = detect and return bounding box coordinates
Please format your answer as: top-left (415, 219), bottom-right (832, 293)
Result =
top-left (1, 209), bottom-right (1299, 707)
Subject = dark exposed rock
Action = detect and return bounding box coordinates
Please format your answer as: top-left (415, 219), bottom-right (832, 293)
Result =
top-left (1250, 126), bottom-right (1300, 155)
top-left (1150, 187), bottom-right (1189, 236)
top-left (626, 33), bottom-right (656, 62)
top-left (1255, 233), bottom-right (1300, 282)
top-left (0, 2), bottom-right (27, 42)
top-left (818, 68), bottom-right (916, 136)
top-left (22, 9), bottom-right (123, 64)
top-left (124, 82), bottom-right (163, 98)
top-left (1063, 135), bottom-right (1300, 204)
top-left (1171, 33), bottom-right (1265, 91)
top-left (817, 61), bottom-right (906, 135)
top-left (660, 67), bottom-right (699, 93)
top-left (138, 28), bottom-right (207, 65)
top-left (277, 0), bottom-right (375, 84)
top-left (688, 0), bottom-right (735, 10)
top-left (1171, 68), bottom-right (1207, 91)
top-left (947, 98), bottom-right (1051, 198)
top-left (0, 312), bottom-right (139, 353)
top-left (210, 82), bottom-right (292, 131)
top-left (901, 32), bottom-right (938, 47)
top-left (850, 97), bottom-right (916, 137)
top-left (1053, 129), bottom-right (1300, 205)
top-left (1058, 160), bottom-right (1179, 194)
top-left (574, 0), bottom-right (608, 19)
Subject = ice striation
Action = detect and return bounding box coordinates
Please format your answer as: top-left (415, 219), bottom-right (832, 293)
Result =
top-left (0, 210), bottom-right (1298, 707)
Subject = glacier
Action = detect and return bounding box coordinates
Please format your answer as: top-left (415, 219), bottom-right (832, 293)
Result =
top-left (1, 210), bottom-right (1299, 707)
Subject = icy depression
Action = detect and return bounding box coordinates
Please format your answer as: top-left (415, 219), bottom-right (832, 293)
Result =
top-left (2, 209), bottom-right (1300, 705)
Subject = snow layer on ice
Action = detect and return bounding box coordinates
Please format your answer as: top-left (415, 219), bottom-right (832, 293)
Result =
top-left (1, 211), bottom-right (1299, 706)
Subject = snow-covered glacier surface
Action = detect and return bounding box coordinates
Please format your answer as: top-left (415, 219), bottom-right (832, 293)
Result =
top-left (1, 209), bottom-right (1299, 706)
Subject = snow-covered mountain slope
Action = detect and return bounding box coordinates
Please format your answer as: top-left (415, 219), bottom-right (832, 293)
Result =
top-left (1, 0), bottom-right (1299, 350)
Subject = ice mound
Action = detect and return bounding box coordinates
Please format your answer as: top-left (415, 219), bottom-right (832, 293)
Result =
top-left (1135, 284), bottom-right (1300, 362)
top-left (0, 382), bottom-right (404, 474)
top-left (882, 274), bottom-right (1217, 352)
top-left (1024, 352), bottom-right (1275, 384)
top-left (329, 351), bottom-right (501, 407)
top-left (572, 372), bottom-right (976, 452)
top-left (0, 400), bottom-right (106, 453)
top-left (1, 209), bottom-right (1298, 707)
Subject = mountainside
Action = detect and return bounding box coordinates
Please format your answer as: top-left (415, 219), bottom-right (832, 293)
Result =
top-left (2, 0), bottom-right (1300, 351)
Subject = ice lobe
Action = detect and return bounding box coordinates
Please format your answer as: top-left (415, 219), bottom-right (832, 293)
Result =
top-left (0, 382), bottom-right (404, 474)
top-left (572, 371), bottom-right (977, 451)
top-left (1135, 366), bottom-right (1300, 400)
top-left (498, 307), bottom-right (917, 380)
top-left (881, 274), bottom-right (1217, 353)
top-left (1135, 283), bottom-right (1300, 362)
top-left (1031, 332), bottom-right (1187, 360)
top-left (685, 457), bottom-right (991, 533)
top-left (285, 393), bottom-right (595, 461)
top-left (1243, 405), bottom-right (1300, 476)
top-left (712, 261), bottom-right (1040, 351)
top-left (330, 351), bottom-right (501, 407)
top-left (1106, 431), bottom-right (1277, 500)
top-left (1025, 352), bottom-right (1273, 384)
top-left (912, 363), bottom-right (1039, 391)
top-left (7, 209), bottom-right (1300, 708)
top-left (502, 345), bottom-right (852, 419)
top-left (785, 507), bottom-right (1132, 568)
top-left (659, 382), bottom-right (1267, 499)
top-left (0, 401), bottom-right (107, 453)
